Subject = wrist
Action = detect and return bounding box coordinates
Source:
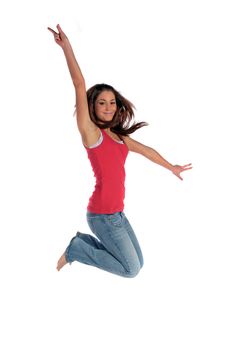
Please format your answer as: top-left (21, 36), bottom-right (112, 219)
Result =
top-left (168, 164), bottom-right (174, 171)
top-left (62, 39), bottom-right (72, 51)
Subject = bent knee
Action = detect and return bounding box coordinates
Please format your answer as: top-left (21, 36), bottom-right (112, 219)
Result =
top-left (140, 258), bottom-right (144, 269)
top-left (125, 262), bottom-right (141, 278)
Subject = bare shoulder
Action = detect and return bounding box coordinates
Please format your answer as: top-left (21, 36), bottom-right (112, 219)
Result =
top-left (80, 122), bottom-right (101, 148)
top-left (74, 85), bottom-right (100, 147)
top-left (77, 110), bottom-right (101, 147)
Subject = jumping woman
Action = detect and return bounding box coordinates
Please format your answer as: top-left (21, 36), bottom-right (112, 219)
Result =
top-left (48, 24), bottom-right (192, 278)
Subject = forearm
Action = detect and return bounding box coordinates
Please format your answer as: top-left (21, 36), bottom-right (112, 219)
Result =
top-left (123, 136), bottom-right (173, 171)
top-left (144, 146), bottom-right (173, 171)
top-left (62, 41), bottom-right (85, 87)
top-left (123, 136), bottom-right (191, 179)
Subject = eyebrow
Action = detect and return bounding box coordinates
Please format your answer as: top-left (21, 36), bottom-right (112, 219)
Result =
top-left (97, 98), bottom-right (116, 102)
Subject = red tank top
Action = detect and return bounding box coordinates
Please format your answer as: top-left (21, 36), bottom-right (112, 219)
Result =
top-left (84, 129), bottom-right (129, 214)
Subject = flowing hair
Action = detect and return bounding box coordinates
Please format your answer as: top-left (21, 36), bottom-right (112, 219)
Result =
top-left (85, 83), bottom-right (148, 137)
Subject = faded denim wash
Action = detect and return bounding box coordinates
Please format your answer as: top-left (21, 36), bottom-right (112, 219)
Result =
top-left (65, 211), bottom-right (144, 278)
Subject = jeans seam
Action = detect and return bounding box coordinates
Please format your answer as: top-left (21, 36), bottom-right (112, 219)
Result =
top-left (124, 224), bottom-right (142, 269)
top-left (65, 232), bottom-right (81, 263)
top-left (104, 223), bottom-right (132, 274)
top-left (86, 212), bottom-right (141, 277)
top-left (88, 216), bottom-right (132, 274)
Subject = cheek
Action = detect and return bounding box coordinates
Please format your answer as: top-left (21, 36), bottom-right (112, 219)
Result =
top-left (95, 106), bottom-right (105, 120)
top-left (94, 105), bottom-right (101, 115)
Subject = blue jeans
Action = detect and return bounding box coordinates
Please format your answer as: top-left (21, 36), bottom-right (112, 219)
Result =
top-left (65, 211), bottom-right (144, 278)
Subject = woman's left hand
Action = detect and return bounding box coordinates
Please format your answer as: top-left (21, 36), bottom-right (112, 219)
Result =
top-left (171, 163), bottom-right (193, 180)
top-left (47, 24), bottom-right (69, 50)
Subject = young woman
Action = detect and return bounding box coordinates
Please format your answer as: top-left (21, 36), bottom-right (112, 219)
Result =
top-left (48, 24), bottom-right (192, 278)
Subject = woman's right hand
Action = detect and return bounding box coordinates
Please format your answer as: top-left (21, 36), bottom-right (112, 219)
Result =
top-left (47, 24), bottom-right (69, 49)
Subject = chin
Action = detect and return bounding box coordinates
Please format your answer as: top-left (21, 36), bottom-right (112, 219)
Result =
top-left (101, 116), bottom-right (114, 122)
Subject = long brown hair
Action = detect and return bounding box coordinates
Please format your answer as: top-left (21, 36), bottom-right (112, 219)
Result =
top-left (86, 83), bottom-right (148, 136)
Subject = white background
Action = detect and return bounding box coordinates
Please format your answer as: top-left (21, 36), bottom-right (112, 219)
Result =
top-left (0, 0), bottom-right (233, 349)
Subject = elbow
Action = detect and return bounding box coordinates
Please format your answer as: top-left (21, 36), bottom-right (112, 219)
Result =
top-left (73, 78), bottom-right (86, 89)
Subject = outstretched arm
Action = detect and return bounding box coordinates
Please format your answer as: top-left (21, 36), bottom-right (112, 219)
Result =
top-left (122, 135), bottom-right (192, 180)
top-left (47, 24), bottom-right (95, 134)
top-left (48, 24), bottom-right (84, 86)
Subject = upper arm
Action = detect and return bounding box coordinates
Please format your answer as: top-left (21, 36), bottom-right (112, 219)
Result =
top-left (74, 82), bottom-right (90, 130)
top-left (121, 135), bottom-right (150, 155)
top-left (74, 82), bottom-right (97, 135)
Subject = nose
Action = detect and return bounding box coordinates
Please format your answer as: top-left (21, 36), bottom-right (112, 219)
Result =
top-left (105, 103), bottom-right (112, 111)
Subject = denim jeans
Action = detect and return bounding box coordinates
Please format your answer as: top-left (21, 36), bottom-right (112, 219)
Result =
top-left (65, 211), bottom-right (144, 278)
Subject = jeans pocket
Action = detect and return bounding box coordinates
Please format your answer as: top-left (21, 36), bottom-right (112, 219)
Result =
top-left (106, 212), bottom-right (123, 227)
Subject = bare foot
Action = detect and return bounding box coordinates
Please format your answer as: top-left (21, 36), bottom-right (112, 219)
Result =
top-left (57, 253), bottom-right (68, 271)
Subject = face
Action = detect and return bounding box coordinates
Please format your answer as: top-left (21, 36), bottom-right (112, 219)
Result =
top-left (94, 90), bottom-right (117, 122)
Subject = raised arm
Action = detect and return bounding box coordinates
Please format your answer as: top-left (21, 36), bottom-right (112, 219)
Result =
top-left (122, 135), bottom-right (192, 180)
top-left (47, 24), bottom-right (97, 136)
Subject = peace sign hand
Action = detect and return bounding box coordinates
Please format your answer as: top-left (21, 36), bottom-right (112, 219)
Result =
top-left (171, 163), bottom-right (193, 180)
top-left (47, 24), bottom-right (69, 49)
